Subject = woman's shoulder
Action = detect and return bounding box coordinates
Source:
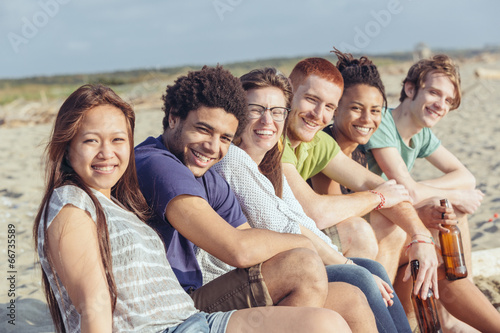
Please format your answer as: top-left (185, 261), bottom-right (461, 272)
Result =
top-left (216, 144), bottom-right (254, 169)
top-left (49, 185), bottom-right (97, 221)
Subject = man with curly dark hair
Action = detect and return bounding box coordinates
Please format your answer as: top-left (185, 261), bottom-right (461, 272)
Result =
top-left (134, 65), bottom-right (336, 314)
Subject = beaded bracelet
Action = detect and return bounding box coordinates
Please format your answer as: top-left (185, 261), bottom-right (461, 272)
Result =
top-left (369, 190), bottom-right (385, 210)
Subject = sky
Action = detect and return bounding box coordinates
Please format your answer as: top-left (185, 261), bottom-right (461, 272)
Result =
top-left (1, 0), bottom-right (499, 79)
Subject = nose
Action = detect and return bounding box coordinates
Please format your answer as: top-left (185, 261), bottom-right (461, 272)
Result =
top-left (312, 104), bottom-right (325, 120)
top-left (360, 110), bottom-right (370, 122)
top-left (204, 136), bottom-right (220, 154)
top-left (98, 142), bottom-right (114, 159)
top-left (260, 109), bottom-right (273, 124)
top-left (435, 96), bottom-right (448, 111)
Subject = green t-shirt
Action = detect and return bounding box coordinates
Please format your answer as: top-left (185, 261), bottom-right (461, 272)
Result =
top-left (364, 108), bottom-right (441, 179)
top-left (282, 130), bottom-right (341, 180)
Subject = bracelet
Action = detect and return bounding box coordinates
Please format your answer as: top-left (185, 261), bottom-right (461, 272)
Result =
top-left (344, 258), bottom-right (353, 265)
top-left (405, 239), bottom-right (435, 255)
top-left (411, 234), bottom-right (435, 243)
top-left (369, 190), bottom-right (385, 210)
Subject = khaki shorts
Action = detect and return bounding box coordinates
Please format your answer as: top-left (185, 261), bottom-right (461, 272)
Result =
top-left (322, 213), bottom-right (371, 254)
top-left (322, 225), bottom-right (343, 253)
top-left (190, 263), bottom-right (273, 313)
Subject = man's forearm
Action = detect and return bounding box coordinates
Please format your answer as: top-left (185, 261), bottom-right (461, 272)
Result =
top-left (235, 228), bottom-right (318, 267)
top-left (378, 201), bottom-right (431, 237)
top-left (310, 192), bottom-right (380, 229)
top-left (299, 225), bottom-right (345, 265)
top-left (419, 169), bottom-right (476, 191)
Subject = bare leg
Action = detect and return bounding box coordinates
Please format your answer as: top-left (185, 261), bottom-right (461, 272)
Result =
top-left (227, 306), bottom-right (352, 333)
top-left (393, 263), bottom-right (416, 328)
top-left (337, 217), bottom-right (379, 260)
top-left (324, 282), bottom-right (377, 333)
top-left (438, 277), bottom-right (500, 333)
top-left (261, 248), bottom-right (328, 307)
top-left (370, 210), bottom-right (407, 282)
top-left (436, 303), bottom-right (480, 333)
top-left (396, 263), bottom-right (500, 332)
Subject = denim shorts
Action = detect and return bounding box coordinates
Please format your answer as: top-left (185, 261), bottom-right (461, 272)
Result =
top-left (162, 311), bottom-right (235, 333)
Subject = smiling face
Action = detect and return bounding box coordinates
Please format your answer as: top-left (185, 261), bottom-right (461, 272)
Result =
top-left (239, 87), bottom-right (287, 164)
top-left (288, 75), bottom-right (343, 148)
top-left (68, 105), bottom-right (131, 198)
top-left (165, 106), bottom-right (238, 177)
top-left (406, 72), bottom-right (456, 129)
top-left (333, 84), bottom-right (384, 147)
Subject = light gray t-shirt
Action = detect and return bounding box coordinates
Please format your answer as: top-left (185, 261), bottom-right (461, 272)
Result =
top-left (37, 185), bottom-right (199, 333)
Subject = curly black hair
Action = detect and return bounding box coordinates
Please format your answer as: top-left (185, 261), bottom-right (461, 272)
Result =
top-left (331, 47), bottom-right (387, 110)
top-left (162, 65), bottom-right (248, 135)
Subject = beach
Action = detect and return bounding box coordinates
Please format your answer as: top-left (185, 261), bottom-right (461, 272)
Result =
top-left (1, 54), bottom-right (499, 332)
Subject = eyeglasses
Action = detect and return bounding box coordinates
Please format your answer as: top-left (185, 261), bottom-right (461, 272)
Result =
top-left (247, 104), bottom-right (289, 122)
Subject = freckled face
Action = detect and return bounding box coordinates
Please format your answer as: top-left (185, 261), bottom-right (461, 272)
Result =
top-left (334, 84), bottom-right (384, 146)
top-left (68, 105), bottom-right (130, 198)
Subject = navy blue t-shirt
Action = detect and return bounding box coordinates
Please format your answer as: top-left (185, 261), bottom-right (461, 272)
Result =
top-left (135, 136), bottom-right (246, 292)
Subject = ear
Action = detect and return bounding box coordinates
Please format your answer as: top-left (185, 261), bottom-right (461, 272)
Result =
top-left (168, 113), bottom-right (180, 129)
top-left (404, 81), bottom-right (415, 99)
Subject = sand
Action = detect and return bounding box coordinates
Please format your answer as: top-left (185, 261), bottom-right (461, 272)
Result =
top-left (1, 54), bottom-right (499, 332)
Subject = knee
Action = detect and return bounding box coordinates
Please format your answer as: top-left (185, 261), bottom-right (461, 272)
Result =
top-left (344, 217), bottom-right (379, 258)
top-left (379, 224), bottom-right (407, 250)
top-left (308, 308), bottom-right (351, 332)
top-left (349, 283), bottom-right (370, 304)
top-left (393, 226), bottom-right (408, 248)
top-left (281, 248), bottom-right (328, 292)
top-left (355, 258), bottom-right (391, 282)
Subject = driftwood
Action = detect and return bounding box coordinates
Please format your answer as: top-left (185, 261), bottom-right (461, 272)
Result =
top-left (475, 68), bottom-right (500, 80)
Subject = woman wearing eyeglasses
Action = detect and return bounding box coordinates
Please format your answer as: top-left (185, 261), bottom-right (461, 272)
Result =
top-left (210, 67), bottom-right (411, 333)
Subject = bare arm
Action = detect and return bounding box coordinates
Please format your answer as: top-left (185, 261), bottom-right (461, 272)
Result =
top-left (310, 170), bottom-right (344, 195)
top-left (371, 146), bottom-right (483, 214)
top-left (284, 152), bottom-right (410, 229)
top-left (166, 195), bottom-right (316, 268)
top-left (47, 205), bottom-right (112, 333)
top-left (421, 145), bottom-right (476, 189)
top-left (299, 225), bottom-right (346, 265)
top-left (283, 162), bottom-right (387, 229)
top-left (285, 152), bottom-right (438, 298)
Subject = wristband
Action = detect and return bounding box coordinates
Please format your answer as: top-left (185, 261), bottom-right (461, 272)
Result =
top-left (412, 234), bottom-right (434, 242)
top-left (344, 258), bottom-right (353, 265)
top-left (405, 239), bottom-right (435, 255)
top-left (369, 190), bottom-right (385, 210)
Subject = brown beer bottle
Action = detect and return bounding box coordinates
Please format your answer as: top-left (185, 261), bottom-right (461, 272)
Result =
top-left (411, 260), bottom-right (443, 333)
top-left (438, 199), bottom-right (468, 280)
